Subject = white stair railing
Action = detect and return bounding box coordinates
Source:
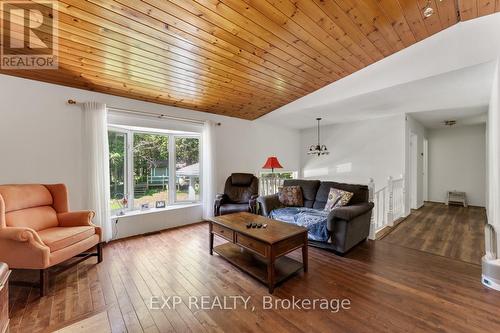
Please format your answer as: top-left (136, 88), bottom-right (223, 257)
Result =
top-left (259, 177), bottom-right (285, 196)
top-left (391, 177), bottom-right (405, 223)
top-left (368, 175), bottom-right (405, 240)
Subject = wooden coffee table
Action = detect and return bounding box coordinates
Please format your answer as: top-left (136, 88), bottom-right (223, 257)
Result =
top-left (208, 212), bottom-right (308, 293)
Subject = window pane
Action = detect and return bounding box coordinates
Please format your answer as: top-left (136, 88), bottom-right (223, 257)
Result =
top-left (109, 131), bottom-right (127, 213)
top-left (175, 137), bottom-right (200, 202)
top-left (133, 133), bottom-right (168, 209)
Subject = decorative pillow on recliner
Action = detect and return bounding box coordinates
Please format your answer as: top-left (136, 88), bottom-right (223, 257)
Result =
top-left (324, 188), bottom-right (354, 212)
top-left (278, 186), bottom-right (304, 207)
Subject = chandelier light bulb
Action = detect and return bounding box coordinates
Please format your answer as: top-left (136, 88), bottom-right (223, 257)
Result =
top-left (423, 0), bottom-right (434, 18)
top-left (424, 6), bottom-right (434, 17)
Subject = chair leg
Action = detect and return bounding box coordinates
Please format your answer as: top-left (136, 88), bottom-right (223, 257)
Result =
top-left (97, 242), bottom-right (103, 263)
top-left (40, 269), bottom-right (49, 297)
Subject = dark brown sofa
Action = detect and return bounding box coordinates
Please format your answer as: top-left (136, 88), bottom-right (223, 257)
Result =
top-left (214, 173), bottom-right (259, 216)
top-left (257, 179), bottom-right (374, 254)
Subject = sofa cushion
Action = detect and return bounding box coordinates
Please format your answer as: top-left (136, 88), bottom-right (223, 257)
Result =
top-left (324, 188), bottom-right (354, 212)
top-left (283, 180), bottom-right (320, 208)
top-left (38, 226), bottom-right (96, 252)
top-left (270, 207), bottom-right (329, 242)
top-left (278, 186), bottom-right (303, 207)
top-left (0, 184), bottom-right (53, 212)
top-left (5, 206), bottom-right (58, 231)
top-left (314, 182), bottom-right (369, 209)
top-left (219, 203), bottom-right (250, 215)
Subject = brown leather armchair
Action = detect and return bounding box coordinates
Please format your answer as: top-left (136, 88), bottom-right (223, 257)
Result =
top-left (0, 184), bottom-right (102, 296)
top-left (214, 173), bottom-right (259, 216)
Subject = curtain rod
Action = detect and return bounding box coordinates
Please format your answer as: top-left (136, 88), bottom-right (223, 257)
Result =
top-left (67, 99), bottom-right (220, 126)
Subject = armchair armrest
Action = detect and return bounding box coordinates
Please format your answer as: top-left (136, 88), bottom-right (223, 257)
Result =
top-left (58, 211), bottom-right (95, 227)
top-left (0, 226), bottom-right (45, 245)
top-left (214, 193), bottom-right (227, 216)
top-left (249, 194), bottom-right (259, 214)
top-left (329, 202), bottom-right (374, 221)
top-left (0, 227), bottom-right (50, 268)
top-left (215, 193), bottom-right (227, 201)
top-left (256, 194), bottom-right (283, 216)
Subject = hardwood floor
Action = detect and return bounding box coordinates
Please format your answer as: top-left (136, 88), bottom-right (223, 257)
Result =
top-left (382, 202), bottom-right (486, 264)
top-left (8, 221), bottom-right (500, 333)
top-left (54, 311), bottom-right (111, 333)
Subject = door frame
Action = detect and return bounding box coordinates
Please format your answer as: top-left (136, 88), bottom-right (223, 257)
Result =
top-left (423, 137), bottom-right (429, 202)
top-left (410, 132), bottom-right (418, 210)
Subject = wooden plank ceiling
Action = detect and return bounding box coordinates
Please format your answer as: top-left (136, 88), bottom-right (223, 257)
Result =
top-left (1, 0), bottom-right (499, 120)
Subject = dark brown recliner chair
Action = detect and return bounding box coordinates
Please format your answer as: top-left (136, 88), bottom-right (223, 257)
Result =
top-left (214, 173), bottom-right (259, 216)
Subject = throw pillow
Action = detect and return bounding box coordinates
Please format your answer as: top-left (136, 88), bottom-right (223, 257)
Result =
top-left (324, 188), bottom-right (354, 212)
top-left (278, 186), bottom-right (304, 207)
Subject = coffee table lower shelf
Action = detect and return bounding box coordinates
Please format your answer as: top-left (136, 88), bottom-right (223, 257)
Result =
top-left (213, 242), bottom-right (303, 292)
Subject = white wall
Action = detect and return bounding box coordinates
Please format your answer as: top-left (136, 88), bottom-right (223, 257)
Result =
top-left (213, 119), bottom-right (300, 192)
top-left (299, 115), bottom-right (405, 190)
top-left (0, 74), bottom-right (300, 239)
top-left (427, 125), bottom-right (486, 207)
top-left (404, 115), bottom-right (427, 213)
top-left (112, 205), bottom-right (203, 239)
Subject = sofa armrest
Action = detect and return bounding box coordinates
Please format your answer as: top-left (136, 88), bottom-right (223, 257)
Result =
top-left (257, 194), bottom-right (283, 216)
top-left (58, 211), bottom-right (95, 227)
top-left (329, 202), bottom-right (374, 221)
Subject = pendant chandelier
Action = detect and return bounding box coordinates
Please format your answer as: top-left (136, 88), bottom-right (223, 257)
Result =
top-left (423, 0), bottom-right (443, 18)
top-left (308, 118), bottom-right (329, 156)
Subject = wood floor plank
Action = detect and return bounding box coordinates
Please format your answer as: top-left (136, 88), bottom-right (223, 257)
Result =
top-left (383, 202), bottom-right (486, 264)
top-left (54, 311), bottom-right (111, 333)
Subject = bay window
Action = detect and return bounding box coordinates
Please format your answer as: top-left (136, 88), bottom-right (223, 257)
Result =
top-left (108, 126), bottom-right (201, 214)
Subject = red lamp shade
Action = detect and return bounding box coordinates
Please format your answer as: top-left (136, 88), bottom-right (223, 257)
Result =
top-left (262, 156), bottom-right (283, 172)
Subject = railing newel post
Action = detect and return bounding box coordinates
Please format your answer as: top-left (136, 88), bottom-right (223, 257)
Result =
top-left (387, 176), bottom-right (394, 226)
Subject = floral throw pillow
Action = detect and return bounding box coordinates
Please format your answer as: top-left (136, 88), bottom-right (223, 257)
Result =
top-left (324, 188), bottom-right (354, 212)
top-left (278, 186), bottom-right (304, 207)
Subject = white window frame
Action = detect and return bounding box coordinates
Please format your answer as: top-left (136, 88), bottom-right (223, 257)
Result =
top-left (108, 128), bottom-right (130, 212)
top-left (108, 125), bottom-right (201, 213)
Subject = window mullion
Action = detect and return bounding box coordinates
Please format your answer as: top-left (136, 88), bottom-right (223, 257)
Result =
top-left (168, 135), bottom-right (176, 205)
top-left (127, 130), bottom-right (134, 210)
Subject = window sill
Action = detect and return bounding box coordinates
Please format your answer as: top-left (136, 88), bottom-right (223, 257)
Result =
top-left (111, 203), bottom-right (201, 219)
